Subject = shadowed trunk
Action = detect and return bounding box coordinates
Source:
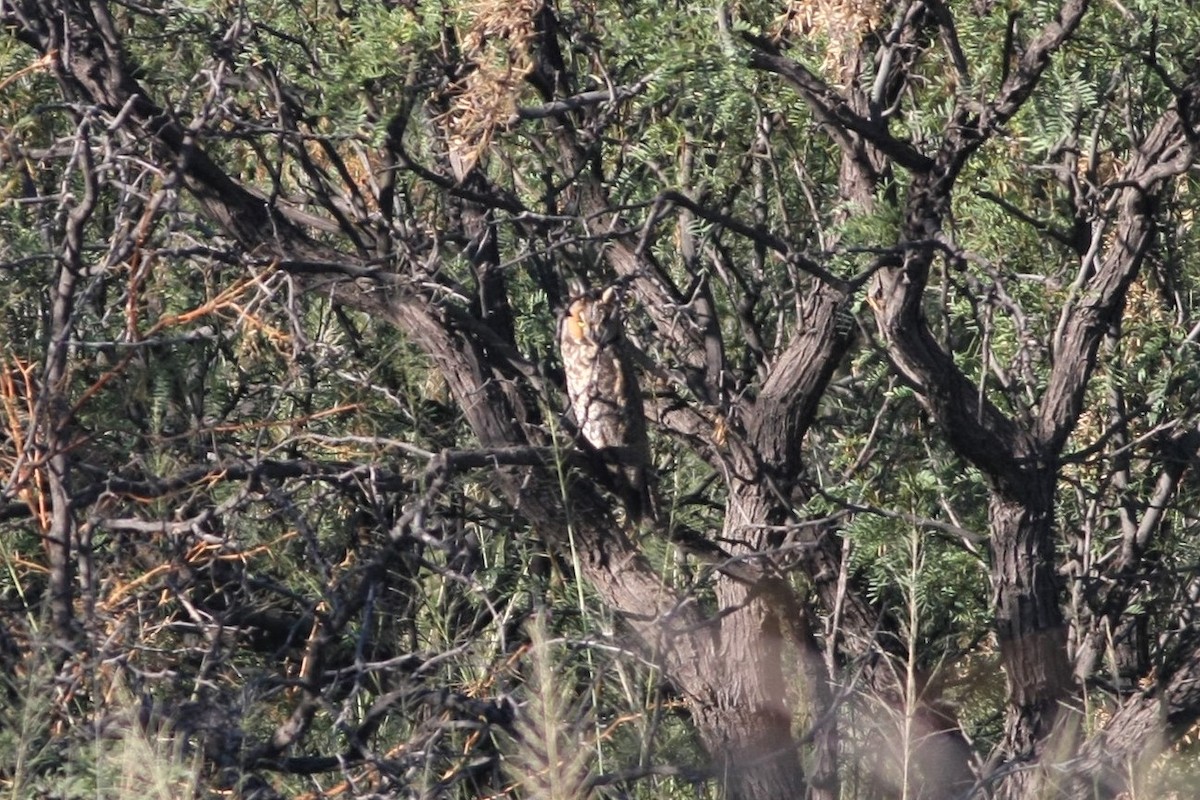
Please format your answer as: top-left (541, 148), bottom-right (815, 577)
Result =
top-left (988, 480), bottom-right (1075, 798)
top-left (43, 259), bottom-right (77, 644)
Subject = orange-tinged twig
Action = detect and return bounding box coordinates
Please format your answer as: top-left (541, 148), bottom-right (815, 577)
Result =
top-left (597, 708), bottom-right (657, 742)
top-left (101, 531), bottom-right (297, 611)
top-left (71, 273), bottom-right (268, 418)
top-left (203, 402), bottom-right (361, 434)
top-left (291, 599), bottom-right (327, 695)
top-left (149, 275), bottom-right (260, 331)
top-left (0, 354), bottom-right (36, 446)
top-left (100, 561), bottom-right (176, 611)
top-left (1, 353), bottom-right (50, 530)
top-left (477, 780), bottom-right (522, 800)
top-left (0, 50), bottom-right (56, 93)
top-left (183, 530), bottom-right (297, 564)
top-left (4, 554), bottom-right (50, 574)
top-left (123, 192), bottom-right (163, 339)
top-left (227, 302), bottom-right (291, 346)
top-left (96, 404), bottom-right (359, 472)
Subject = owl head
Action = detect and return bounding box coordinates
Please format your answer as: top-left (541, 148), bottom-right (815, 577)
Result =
top-left (561, 285), bottom-right (624, 348)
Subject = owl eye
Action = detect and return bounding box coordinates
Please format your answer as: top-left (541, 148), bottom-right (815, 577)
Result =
top-left (564, 308), bottom-right (586, 343)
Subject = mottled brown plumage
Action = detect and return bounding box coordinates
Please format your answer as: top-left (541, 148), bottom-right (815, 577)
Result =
top-left (558, 286), bottom-right (652, 523)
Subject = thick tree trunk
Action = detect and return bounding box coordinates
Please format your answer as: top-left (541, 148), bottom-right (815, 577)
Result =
top-left (44, 262), bottom-right (77, 642)
top-left (710, 480), bottom-right (826, 800)
top-left (693, 701), bottom-right (803, 800)
top-left (987, 480), bottom-right (1074, 799)
top-left (691, 589), bottom-right (806, 799)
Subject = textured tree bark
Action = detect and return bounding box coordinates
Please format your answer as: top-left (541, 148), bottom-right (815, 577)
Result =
top-left (850, 53), bottom-right (1200, 800)
top-left (713, 476), bottom-right (832, 800)
top-left (694, 595), bottom-right (806, 798)
top-left (730, 286), bottom-right (857, 798)
top-left (43, 259), bottom-right (78, 644)
top-left (15, 3), bottom-right (1200, 799)
top-left (41, 107), bottom-right (100, 645)
top-left (988, 483), bottom-right (1074, 798)
top-left (693, 700), bottom-right (802, 800)
top-left (526, 16), bottom-right (863, 794)
top-left (21, 3), bottom-right (1155, 797)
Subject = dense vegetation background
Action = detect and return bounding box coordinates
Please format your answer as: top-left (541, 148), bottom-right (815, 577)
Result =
top-left (2, 0), bottom-right (1200, 798)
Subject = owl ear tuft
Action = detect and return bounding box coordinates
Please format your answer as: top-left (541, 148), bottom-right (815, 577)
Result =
top-left (566, 278), bottom-right (589, 300)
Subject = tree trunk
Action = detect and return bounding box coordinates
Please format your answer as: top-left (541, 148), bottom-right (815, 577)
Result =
top-left (44, 261), bottom-right (77, 643)
top-left (693, 699), bottom-right (804, 800)
top-left (394, 297), bottom-right (818, 799)
top-left (707, 479), bottom-right (824, 800)
top-left (44, 118), bottom-right (97, 644)
top-left (690, 593), bottom-right (806, 799)
top-left (988, 479), bottom-right (1075, 799)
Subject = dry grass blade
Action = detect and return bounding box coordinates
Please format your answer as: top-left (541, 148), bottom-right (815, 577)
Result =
top-left (505, 615), bottom-right (598, 800)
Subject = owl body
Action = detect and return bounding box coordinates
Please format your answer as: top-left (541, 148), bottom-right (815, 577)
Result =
top-left (558, 287), bottom-right (652, 523)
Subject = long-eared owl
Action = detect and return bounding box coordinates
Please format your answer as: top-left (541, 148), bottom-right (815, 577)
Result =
top-left (558, 286), bottom-right (652, 523)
